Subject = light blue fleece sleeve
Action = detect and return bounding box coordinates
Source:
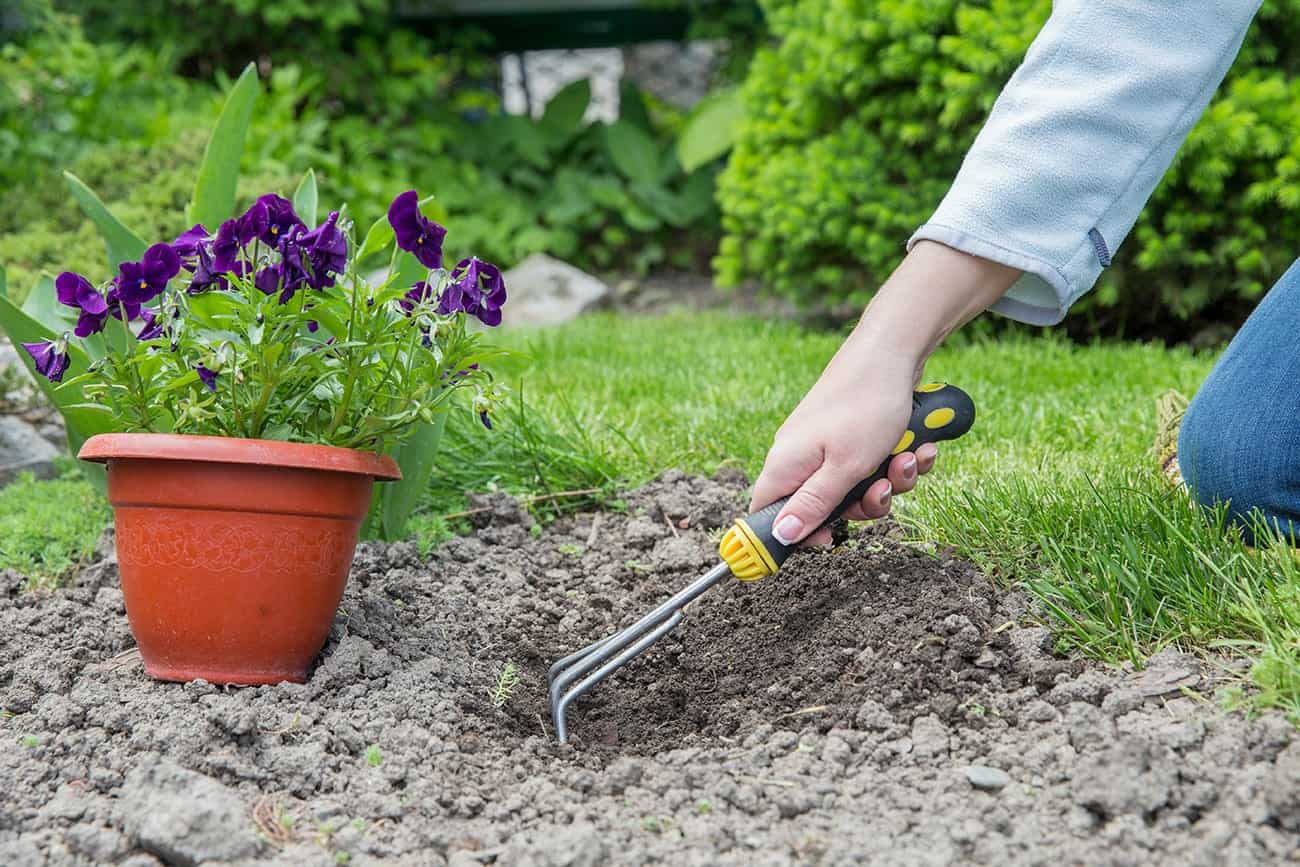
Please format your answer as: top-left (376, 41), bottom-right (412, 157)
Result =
top-left (908, 0), bottom-right (1261, 326)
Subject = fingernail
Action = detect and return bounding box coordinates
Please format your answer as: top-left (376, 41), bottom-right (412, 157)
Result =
top-left (773, 515), bottom-right (804, 545)
top-left (902, 455), bottom-right (917, 478)
top-left (881, 484), bottom-right (893, 505)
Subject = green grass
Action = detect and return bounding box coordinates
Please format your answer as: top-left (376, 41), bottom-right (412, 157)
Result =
top-left (0, 466), bottom-right (111, 589)
top-left (5, 310), bottom-right (1300, 717)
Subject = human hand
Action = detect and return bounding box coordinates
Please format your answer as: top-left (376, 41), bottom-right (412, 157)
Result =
top-left (749, 353), bottom-right (938, 547)
top-left (749, 241), bottom-right (1020, 546)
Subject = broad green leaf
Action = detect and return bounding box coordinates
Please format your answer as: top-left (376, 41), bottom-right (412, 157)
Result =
top-left (0, 294), bottom-right (112, 493)
top-left (63, 172), bottom-right (147, 269)
top-left (629, 183), bottom-right (692, 228)
top-left (604, 121), bottom-right (661, 185)
top-left (676, 86), bottom-right (743, 172)
top-left (20, 275), bottom-right (76, 334)
top-left (0, 263), bottom-right (7, 299)
top-left (293, 168), bottom-right (319, 227)
top-left (188, 62), bottom-right (260, 230)
top-left (540, 78), bottom-right (591, 142)
top-left (368, 412), bottom-right (448, 541)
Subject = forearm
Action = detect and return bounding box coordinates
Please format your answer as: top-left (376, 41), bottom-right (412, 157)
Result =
top-left (822, 241), bottom-right (1021, 385)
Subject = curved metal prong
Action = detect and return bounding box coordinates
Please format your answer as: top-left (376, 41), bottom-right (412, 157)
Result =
top-left (548, 563), bottom-right (732, 744)
top-left (553, 611), bottom-right (684, 743)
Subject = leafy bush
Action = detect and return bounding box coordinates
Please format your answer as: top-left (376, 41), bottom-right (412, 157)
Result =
top-left (717, 0), bottom-right (1300, 339)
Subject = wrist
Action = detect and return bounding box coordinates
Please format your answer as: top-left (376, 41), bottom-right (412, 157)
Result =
top-left (855, 240), bottom-right (1021, 367)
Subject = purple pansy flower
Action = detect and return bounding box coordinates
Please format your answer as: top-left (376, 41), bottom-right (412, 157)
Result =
top-left (196, 365), bottom-right (218, 392)
top-left (56, 271), bottom-right (109, 337)
top-left (116, 243), bottom-right (180, 306)
top-left (254, 262), bottom-right (300, 303)
top-left (21, 340), bottom-right (70, 383)
top-left (479, 411), bottom-right (492, 430)
top-left (104, 281), bottom-right (142, 323)
top-left (445, 257), bottom-right (507, 326)
top-left (247, 194), bottom-right (305, 246)
top-left (189, 245), bottom-right (228, 294)
top-left (171, 224), bottom-right (210, 262)
top-left (400, 280), bottom-right (434, 314)
top-left (281, 211), bottom-right (347, 294)
top-left (212, 209), bottom-right (260, 272)
top-left (136, 310), bottom-right (166, 341)
top-left (387, 190), bottom-right (446, 269)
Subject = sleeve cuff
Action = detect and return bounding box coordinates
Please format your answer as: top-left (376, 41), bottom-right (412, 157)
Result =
top-left (907, 223), bottom-right (1074, 326)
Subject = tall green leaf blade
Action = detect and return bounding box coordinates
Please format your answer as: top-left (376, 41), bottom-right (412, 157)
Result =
top-left (63, 172), bottom-right (147, 269)
top-left (188, 62), bottom-right (260, 230)
top-left (676, 87), bottom-right (743, 172)
top-left (293, 168), bottom-right (318, 227)
top-left (604, 121), bottom-right (661, 185)
top-left (369, 413), bottom-right (448, 541)
top-left (0, 263), bottom-right (8, 299)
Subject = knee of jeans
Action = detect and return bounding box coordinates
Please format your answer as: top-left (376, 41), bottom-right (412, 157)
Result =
top-left (1179, 390), bottom-right (1293, 533)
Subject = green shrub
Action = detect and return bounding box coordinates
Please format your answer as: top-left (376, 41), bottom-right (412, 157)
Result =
top-left (717, 0), bottom-right (1300, 339)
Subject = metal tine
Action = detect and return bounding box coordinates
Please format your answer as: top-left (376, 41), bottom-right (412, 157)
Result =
top-left (552, 611), bottom-right (684, 743)
top-left (547, 635), bottom-right (614, 687)
top-left (549, 562), bottom-right (732, 743)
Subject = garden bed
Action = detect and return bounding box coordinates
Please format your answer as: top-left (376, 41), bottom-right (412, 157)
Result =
top-left (2, 472), bottom-right (1298, 866)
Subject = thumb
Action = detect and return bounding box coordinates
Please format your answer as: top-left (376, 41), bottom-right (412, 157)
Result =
top-left (770, 462), bottom-right (855, 546)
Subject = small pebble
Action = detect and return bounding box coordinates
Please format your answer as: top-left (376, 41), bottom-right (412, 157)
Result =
top-left (966, 765), bottom-right (1011, 791)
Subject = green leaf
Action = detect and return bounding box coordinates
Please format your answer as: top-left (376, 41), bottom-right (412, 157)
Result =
top-left (540, 78), bottom-right (591, 142)
top-left (619, 80), bottom-right (654, 132)
top-left (188, 62), bottom-right (260, 230)
top-left (20, 275), bottom-right (75, 334)
top-left (367, 412), bottom-right (448, 541)
top-left (293, 168), bottom-right (319, 228)
top-left (676, 87), bottom-right (743, 172)
top-left (355, 212), bottom-right (395, 264)
top-left (0, 263), bottom-right (8, 299)
top-left (0, 294), bottom-right (113, 493)
top-left (63, 172), bottom-right (147, 269)
top-left (629, 183), bottom-right (692, 228)
top-left (604, 121), bottom-right (661, 185)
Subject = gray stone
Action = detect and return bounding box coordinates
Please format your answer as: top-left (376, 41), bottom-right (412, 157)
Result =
top-left (0, 414), bottom-right (59, 486)
top-left (965, 765), bottom-right (1012, 791)
top-left (501, 254), bottom-right (609, 327)
top-left (116, 758), bottom-right (261, 866)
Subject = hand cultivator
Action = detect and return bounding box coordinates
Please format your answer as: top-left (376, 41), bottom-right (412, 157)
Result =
top-left (548, 383), bottom-right (977, 743)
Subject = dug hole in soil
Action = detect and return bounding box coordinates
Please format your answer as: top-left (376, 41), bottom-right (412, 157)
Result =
top-left (3, 471), bottom-right (1299, 866)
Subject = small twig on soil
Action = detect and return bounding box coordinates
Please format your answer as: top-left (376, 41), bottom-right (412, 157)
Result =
top-left (735, 775), bottom-right (798, 789)
top-left (586, 514), bottom-right (601, 549)
top-left (537, 713), bottom-right (549, 740)
top-left (993, 620), bottom-right (1017, 633)
top-left (440, 488), bottom-right (601, 521)
top-left (94, 648), bottom-right (142, 674)
top-left (252, 794), bottom-right (298, 847)
top-left (774, 704), bottom-right (831, 721)
top-left (260, 712), bottom-right (302, 736)
top-left (663, 511), bottom-right (679, 538)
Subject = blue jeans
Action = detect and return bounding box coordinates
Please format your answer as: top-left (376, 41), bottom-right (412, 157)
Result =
top-left (1180, 259), bottom-right (1300, 544)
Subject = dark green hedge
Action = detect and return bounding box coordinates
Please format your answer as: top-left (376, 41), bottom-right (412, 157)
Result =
top-left (716, 0), bottom-right (1300, 339)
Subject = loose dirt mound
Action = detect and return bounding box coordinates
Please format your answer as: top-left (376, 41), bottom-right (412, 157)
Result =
top-left (2, 472), bottom-right (1299, 866)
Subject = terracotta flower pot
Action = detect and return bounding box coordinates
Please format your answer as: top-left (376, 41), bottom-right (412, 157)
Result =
top-left (78, 433), bottom-right (401, 685)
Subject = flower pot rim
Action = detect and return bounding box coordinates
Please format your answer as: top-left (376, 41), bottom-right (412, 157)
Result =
top-left (78, 432), bottom-right (401, 480)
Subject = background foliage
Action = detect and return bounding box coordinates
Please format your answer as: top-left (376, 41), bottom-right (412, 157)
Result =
top-left (716, 0), bottom-right (1300, 339)
top-left (2, 2), bottom-right (733, 305)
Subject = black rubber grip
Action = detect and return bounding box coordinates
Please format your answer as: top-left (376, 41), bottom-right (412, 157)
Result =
top-left (740, 383), bottom-right (975, 571)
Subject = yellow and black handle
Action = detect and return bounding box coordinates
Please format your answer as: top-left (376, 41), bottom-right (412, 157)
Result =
top-left (719, 383), bottom-right (975, 581)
